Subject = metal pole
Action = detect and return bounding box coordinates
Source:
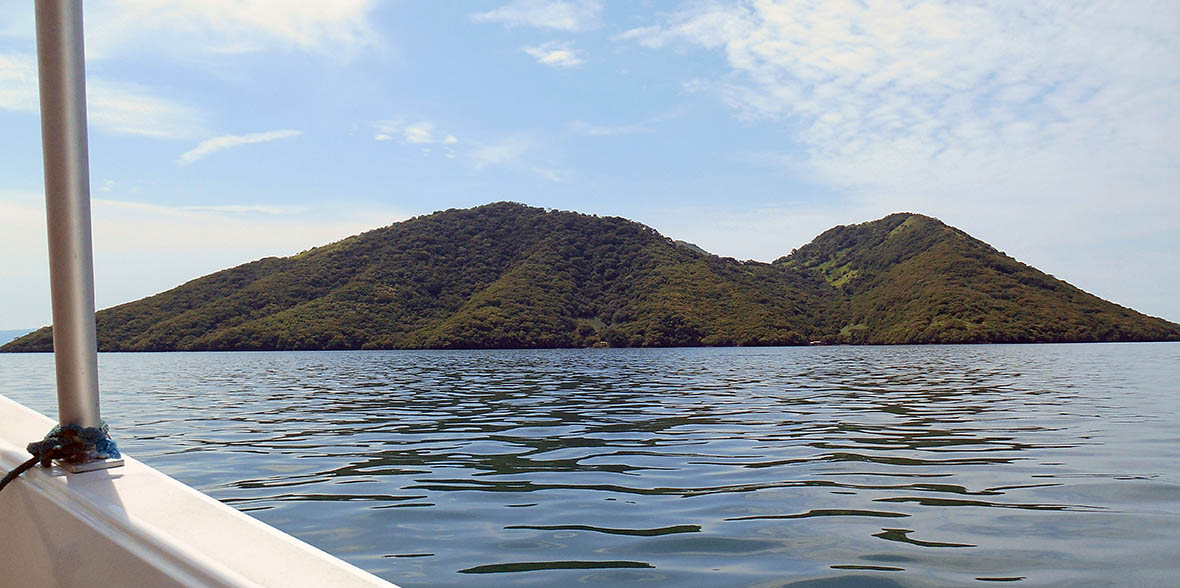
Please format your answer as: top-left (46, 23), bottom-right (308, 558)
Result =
top-left (35, 0), bottom-right (100, 429)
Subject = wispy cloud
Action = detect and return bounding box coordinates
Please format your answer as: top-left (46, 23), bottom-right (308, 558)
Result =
top-left (181, 204), bottom-right (308, 215)
top-left (570, 120), bottom-right (646, 137)
top-left (369, 119), bottom-right (559, 178)
top-left (89, 80), bottom-right (207, 139)
top-left (472, 135), bottom-right (531, 169)
top-left (471, 133), bottom-right (565, 181)
top-left (1, 52), bottom-right (206, 139)
top-left (523, 41), bottom-right (586, 68)
top-left (472, 0), bottom-right (602, 32)
top-left (406, 122), bottom-right (458, 145)
top-left (371, 120), bottom-right (457, 144)
top-left (177, 129), bottom-right (302, 164)
top-left (2, 3), bottom-right (378, 141)
top-left (571, 107), bottom-right (687, 136)
top-left (85, 0), bottom-right (381, 61)
top-left (618, 2), bottom-right (1180, 242)
top-left (0, 53), bottom-right (38, 112)
top-left (404, 123), bottom-right (434, 144)
top-left (370, 119), bottom-right (459, 159)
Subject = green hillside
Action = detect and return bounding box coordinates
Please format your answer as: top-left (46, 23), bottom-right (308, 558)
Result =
top-left (777, 213), bottom-right (1180, 344)
top-left (4, 203), bottom-right (1178, 351)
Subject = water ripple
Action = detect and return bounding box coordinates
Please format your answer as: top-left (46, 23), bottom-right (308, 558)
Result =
top-left (2, 343), bottom-right (1178, 586)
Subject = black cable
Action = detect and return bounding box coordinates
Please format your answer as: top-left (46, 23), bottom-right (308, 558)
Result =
top-left (0, 455), bottom-right (41, 493)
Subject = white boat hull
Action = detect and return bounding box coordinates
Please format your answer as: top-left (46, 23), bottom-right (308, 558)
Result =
top-left (0, 394), bottom-right (398, 587)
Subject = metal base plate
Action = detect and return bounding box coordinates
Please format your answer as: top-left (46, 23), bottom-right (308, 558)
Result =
top-left (57, 457), bottom-right (124, 473)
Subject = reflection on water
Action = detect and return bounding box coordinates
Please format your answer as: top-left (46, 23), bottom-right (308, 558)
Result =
top-left (2, 343), bottom-right (1178, 586)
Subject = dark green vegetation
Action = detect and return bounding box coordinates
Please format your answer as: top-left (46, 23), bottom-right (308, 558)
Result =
top-left (777, 213), bottom-right (1180, 344)
top-left (4, 203), bottom-right (1178, 351)
top-left (0, 329), bottom-right (34, 346)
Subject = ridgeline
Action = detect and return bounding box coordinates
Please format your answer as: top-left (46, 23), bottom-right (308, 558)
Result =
top-left (4, 203), bottom-right (1178, 351)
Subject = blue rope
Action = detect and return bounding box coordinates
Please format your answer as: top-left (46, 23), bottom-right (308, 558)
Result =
top-left (28, 422), bottom-right (121, 464)
top-left (0, 422), bottom-right (120, 493)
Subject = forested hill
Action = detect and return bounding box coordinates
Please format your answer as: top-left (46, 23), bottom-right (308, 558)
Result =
top-left (4, 202), bottom-right (1178, 351)
top-left (776, 213), bottom-right (1180, 344)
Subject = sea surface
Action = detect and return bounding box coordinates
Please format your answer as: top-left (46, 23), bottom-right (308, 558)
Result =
top-left (1, 344), bottom-right (1178, 587)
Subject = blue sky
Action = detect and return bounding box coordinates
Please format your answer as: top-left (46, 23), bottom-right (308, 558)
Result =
top-left (2, 0), bottom-right (1178, 330)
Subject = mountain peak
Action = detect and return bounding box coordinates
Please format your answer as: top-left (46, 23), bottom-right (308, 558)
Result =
top-left (777, 212), bottom-right (965, 279)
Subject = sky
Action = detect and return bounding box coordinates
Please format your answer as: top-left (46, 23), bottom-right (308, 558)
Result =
top-left (1, 0), bottom-right (1178, 330)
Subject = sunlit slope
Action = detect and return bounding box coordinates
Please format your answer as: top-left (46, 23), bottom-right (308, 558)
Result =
top-left (778, 213), bottom-right (1180, 343)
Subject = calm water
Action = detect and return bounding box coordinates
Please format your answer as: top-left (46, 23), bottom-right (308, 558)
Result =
top-left (2, 344), bottom-right (1178, 587)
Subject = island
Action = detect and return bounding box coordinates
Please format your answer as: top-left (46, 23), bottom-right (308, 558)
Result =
top-left (4, 202), bottom-right (1178, 352)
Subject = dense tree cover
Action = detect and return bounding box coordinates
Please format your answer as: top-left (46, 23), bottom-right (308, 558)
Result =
top-left (4, 203), bottom-right (1178, 352)
top-left (777, 213), bottom-right (1180, 344)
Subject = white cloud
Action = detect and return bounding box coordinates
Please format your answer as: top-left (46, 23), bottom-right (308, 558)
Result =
top-left (523, 41), bottom-right (586, 68)
top-left (619, 2), bottom-right (1180, 211)
top-left (2, 3), bottom-right (376, 141)
top-left (1, 52), bottom-right (206, 139)
top-left (368, 121), bottom-right (563, 182)
top-left (620, 1), bottom-right (1180, 318)
top-left (472, 0), bottom-right (602, 32)
top-left (371, 120), bottom-right (459, 146)
top-left (404, 122), bottom-right (436, 144)
top-left (177, 129), bottom-right (302, 164)
top-left (85, 0), bottom-right (381, 60)
top-left (371, 120), bottom-right (398, 141)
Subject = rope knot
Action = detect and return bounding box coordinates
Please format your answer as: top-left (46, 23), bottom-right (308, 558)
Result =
top-left (1, 422), bottom-right (119, 493)
top-left (27, 422), bottom-right (121, 467)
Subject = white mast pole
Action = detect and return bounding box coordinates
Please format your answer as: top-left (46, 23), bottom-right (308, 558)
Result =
top-left (35, 0), bottom-right (101, 430)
